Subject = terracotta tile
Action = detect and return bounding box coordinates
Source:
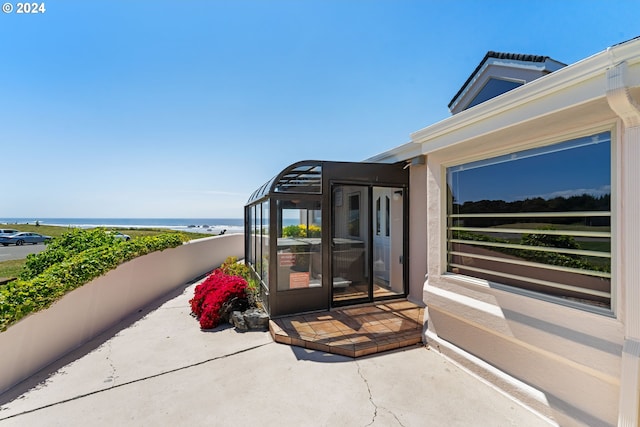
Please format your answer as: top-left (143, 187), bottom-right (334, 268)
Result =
top-left (382, 323), bottom-right (403, 332)
top-left (293, 325), bottom-right (315, 335)
top-left (310, 325), bottom-right (340, 336)
top-left (354, 345), bottom-right (379, 358)
top-left (306, 341), bottom-right (330, 353)
top-left (364, 323), bottom-right (393, 334)
top-left (398, 320), bottom-right (419, 331)
top-left (269, 321), bottom-right (283, 333)
top-left (330, 345), bottom-right (355, 358)
top-left (270, 324), bottom-right (287, 336)
top-left (279, 319), bottom-right (297, 329)
top-left (377, 340), bottom-right (401, 353)
top-left (268, 301), bottom-right (426, 358)
top-left (291, 320), bottom-right (309, 328)
top-left (290, 337), bottom-right (306, 348)
top-left (349, 335), bottom-right (373, 344)
top-left (333, 321), bottom-right (356, 332)
top-left (329, 338), bottom-right (354, 347)
top-left (275, 330), bottom-right (291, 340)
top-left (343, 307), bottom-right (369, 316)
top-left (321, 330), bottom-right (345, 339)
top-left (398, 338), bottom-right (421, 348)
top-left (275, 335), bottom-right (292, 345)
top-left (298, 332), bottom-right (317, 341)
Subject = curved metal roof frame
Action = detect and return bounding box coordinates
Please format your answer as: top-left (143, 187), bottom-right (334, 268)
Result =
top-left (246, 160), bottom-right (323, 205)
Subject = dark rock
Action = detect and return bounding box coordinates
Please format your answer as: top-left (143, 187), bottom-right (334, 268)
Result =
top-left (231, 311), bottom-right (248, 331)
top-left (243, 308), bottom-right (270, 331)
top-left (220, 297), bottom-right (250, 323)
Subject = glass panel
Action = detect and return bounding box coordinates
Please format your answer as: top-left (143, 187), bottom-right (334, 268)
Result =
top-left (333, 186), bottom-right (369, 303)
top-left (447, 132), bottom-right (611, 309)
top-left (348, 193), bottom-right (361, 237)
top-left (247, 206), bottom-right (254, 267)
top-left (385, 195), bottom-right (390, 237)
top-left (253, 205), bottom-right (259, 274)
top-left (373, 187), bottom-right (404, 299)
top-left (274, 164), bottom-right (322, 194)
top-left (261, 201), bottom-right (269, 286)
top-left (376, 197), bottom-right (381, 236)
top-left (276, 199), bottom-right (322, 291)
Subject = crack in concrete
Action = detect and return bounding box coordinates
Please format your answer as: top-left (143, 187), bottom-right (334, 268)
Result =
top-left (103, 341), bottom-right (117, 387)
top-left (356, 361), bottom-right (378, 426)
top-left (381, 406), bottom-right (406, 427)
top-left (357, 361), bottom-right (406, 427)
top-left (0, 342), bottom-right (274, 422)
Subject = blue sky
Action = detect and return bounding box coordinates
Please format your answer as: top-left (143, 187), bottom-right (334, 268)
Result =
top-left (1, 1), bottom-right (637, 218)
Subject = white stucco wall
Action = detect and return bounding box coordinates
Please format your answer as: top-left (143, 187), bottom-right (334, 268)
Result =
top-left (410, 40), bottom-right (640, 427)
top-left (0, 233), bottom-right (244, 394)
top-left (408, 162), bottom-right (428, 304)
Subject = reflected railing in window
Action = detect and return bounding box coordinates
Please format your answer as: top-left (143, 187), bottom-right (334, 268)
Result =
top-left (448, 211), bottom-right (611, 307)
top-left (446, 131), bottom-right (612, 310)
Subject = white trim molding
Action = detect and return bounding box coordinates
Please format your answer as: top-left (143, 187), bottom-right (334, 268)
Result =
top-left (607, 60), bottom-right (640, 427)
top-left (606, 61), bottom-right (640, 127)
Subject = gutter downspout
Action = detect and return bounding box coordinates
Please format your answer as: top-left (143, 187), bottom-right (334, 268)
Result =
top-left (606, 59), bottom-right (640, 427)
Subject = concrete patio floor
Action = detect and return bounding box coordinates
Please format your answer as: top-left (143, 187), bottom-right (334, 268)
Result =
top-left (0, 280), bottom-right (555, 427)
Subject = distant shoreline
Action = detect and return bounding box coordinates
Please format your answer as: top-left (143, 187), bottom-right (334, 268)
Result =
top-left (0, 218), bottom-right (245, 235)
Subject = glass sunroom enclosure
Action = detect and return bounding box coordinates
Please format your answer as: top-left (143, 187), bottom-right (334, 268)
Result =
top-left (245, 160), bottom-right (409, 317)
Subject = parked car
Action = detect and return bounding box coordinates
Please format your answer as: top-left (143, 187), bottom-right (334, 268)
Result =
top-left (0, 232), bottom-right (52, 246)
top-left (106, 231), bottom-right (131, 241)
top-left (0, 229), bottom-right (19, 237)
top-left (114, 232), bottom-right (131, 241)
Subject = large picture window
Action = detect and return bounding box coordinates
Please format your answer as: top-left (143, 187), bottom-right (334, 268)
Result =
top-left (446, 131), bottom-right (612, 310)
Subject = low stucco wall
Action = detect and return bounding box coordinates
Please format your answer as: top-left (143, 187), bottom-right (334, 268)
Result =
top-left (0, 233), bottom-right (244, 394)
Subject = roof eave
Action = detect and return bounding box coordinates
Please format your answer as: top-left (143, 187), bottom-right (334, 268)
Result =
top-left (364, 141), bottom-right (422, 164)
top-left (412, 38), bottom-right (640, 154)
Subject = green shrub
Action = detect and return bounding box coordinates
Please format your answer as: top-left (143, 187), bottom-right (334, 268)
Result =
top-left (0, 233), bottom-right (183, 331)
top-left (282, 224), bottom-right (321, 238)
top-left (218, 256), bottom-right (262, 308)
top-left (20, 228), bottom-right (122, 280)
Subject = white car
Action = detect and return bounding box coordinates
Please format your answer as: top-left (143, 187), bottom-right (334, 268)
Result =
top-left (110, 231), bottom-right (131, 241)
top-left (0, 228), bottom-right (19, 237)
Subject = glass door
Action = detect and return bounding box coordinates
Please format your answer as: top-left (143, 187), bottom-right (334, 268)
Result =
top-left (372, 187), bottom-right (405, 299)
top-left (331, 185), bottom-right (405, 306)
top-left (332, 185), bottom-right (370, 304)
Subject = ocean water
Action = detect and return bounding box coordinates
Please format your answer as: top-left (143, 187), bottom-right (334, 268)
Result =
top-left (0, 218), bottom-right (245, 234)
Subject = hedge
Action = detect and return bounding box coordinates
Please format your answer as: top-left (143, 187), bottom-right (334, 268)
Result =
top-left (0, 233), bottom-right (183, 331)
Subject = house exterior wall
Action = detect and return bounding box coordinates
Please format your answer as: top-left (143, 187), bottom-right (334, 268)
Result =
top-left (377, 38), bottom-right (640, 427)
top-left (408, 161), bottom-right (428, 304)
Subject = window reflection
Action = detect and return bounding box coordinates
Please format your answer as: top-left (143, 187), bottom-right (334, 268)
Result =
top-left (276, 200), bottom-right (322, 291)
top-left (447, 132), bottom-right (612, 310)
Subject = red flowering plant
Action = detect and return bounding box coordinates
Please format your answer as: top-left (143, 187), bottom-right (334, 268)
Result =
top-left (189, 268), bottom-right (248, 329)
